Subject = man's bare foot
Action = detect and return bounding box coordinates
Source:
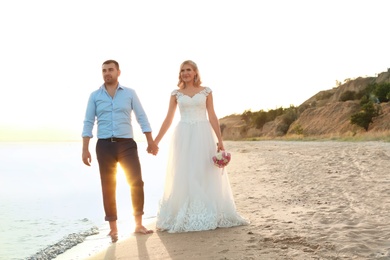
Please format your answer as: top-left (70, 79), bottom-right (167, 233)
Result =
top-left (134, 225), bottom-right (153, 234)
top-left (108, 221), bottom-right (118, 242)
top-left (107, 230), bottom-right (118, 243)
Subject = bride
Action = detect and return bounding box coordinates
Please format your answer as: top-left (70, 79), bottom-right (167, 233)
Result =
top-left (153, 60), bottom-right (248, 233)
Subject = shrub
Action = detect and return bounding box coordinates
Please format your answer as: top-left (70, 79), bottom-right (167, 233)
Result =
top-left (282, 107), bottom-right (298, 126)
top-left (373, 82), bottom-right (390, 102)
top-left (339, 90), bottom-right (356, 101)
top-left (356, 83), bottom-right (376, 101)
top-left (253, 111), bottom-right (267, 129)
top-left (350, 101), bottom-right (381, 131)
top-left (298, 104), bottom-right (310, 114)
top-left (291, 124), bottom-right (304, 135)
top-left (240, 106), bottom-right (298, 135)
top-left (220, 123), bottom-right (226, 134)
top-left (276, 123), bottom-right (289, 135)
top-left (266, 107), bottom-right (284, 121)
top-left (317, 91), bottom-right (333, 101)
top-left (241, 110), bottom-right (252, 125)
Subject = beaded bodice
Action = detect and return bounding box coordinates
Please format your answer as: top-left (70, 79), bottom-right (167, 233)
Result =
top-left (171, 87), bottom-right (211, 124)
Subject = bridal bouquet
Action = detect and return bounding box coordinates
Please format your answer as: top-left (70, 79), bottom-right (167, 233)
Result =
top-left (212, 150), bottom-right (231, 168)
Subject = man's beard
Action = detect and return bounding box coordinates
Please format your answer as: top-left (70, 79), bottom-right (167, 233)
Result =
top-left (104, 76), bottom-right (113, 83)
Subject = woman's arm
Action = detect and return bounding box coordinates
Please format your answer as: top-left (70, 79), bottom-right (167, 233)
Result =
top-left (206, 92), bottom-right (224, 151)
top-left (154, 95), bottom-right (177, 146)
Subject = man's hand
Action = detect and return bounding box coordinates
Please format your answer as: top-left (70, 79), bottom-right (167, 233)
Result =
top-left (144, 132), bottom-right (159, 155)
top-left (147, 142), bottom-right (159, 155)
top-left (82, 150), bottom-right (92, 166)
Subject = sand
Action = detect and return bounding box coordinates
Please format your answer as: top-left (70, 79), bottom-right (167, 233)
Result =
top-left (84, 141), bottom-right (390, 260)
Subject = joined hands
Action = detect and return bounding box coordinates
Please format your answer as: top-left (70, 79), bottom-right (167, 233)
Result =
top-left (147, 142), bottom-right (159, 155)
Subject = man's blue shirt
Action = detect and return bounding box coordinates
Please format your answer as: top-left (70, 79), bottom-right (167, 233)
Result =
top-left (82, 84), bottom-right (152, 139)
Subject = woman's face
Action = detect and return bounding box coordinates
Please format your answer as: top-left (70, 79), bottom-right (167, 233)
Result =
top-left (180, 64), bottom-right (196, 83)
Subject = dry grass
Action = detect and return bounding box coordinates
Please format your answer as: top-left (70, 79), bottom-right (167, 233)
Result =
top-left (243, 130), bottom-right (390, 142)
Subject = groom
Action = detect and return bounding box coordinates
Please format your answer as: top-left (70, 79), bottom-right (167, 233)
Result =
top-left (81, 60), bottom-right (158, 242)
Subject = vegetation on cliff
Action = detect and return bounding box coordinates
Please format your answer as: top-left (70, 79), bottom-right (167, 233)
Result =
top-left (220, 69), bottom-right (390, 140)
top-left (240, 106), bottom-right (298, 135)
top-left (349, 82), bottom-right (390, 130)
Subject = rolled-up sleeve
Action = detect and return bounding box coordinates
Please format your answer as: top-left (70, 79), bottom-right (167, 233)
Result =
top-left (131, 90), bottom-right (152, 133)
top-left (82, 93), bottom-right (96, 138)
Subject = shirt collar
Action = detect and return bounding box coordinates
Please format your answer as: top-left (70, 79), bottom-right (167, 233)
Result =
top-left (100, 83), bottom-right (124, 91)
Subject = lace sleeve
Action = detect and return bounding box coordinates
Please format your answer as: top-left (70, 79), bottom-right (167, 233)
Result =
top-left (203, 87), bottom-right (212, 96)
top-left (171, 89), bottom-right (180, 99)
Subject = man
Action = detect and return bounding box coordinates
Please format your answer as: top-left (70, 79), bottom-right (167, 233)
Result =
top-left (82, 60), bottom-right (158, 242)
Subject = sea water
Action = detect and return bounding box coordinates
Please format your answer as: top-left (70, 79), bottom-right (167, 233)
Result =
top-left (0, 141), bottom-right (167, 260)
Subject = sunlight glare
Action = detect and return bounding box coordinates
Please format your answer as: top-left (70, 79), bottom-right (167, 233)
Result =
top-left (116, 164), bottom-right (128, 184)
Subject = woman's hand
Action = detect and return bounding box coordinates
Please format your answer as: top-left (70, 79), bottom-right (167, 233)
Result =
top-left (147, 141), bottom-right (159, 155)
top-left (217, 142), bottom-right (224, 152)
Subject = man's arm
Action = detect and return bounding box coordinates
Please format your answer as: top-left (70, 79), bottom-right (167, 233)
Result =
top-left (82, 137), bottom-right (92, 166)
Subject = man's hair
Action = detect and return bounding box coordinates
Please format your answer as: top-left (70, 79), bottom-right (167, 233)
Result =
top-left (102, 60), bottom-right (120, 70)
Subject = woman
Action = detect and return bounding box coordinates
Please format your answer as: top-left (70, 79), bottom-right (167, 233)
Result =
top-left (154, 60), bottom-right (248, 233)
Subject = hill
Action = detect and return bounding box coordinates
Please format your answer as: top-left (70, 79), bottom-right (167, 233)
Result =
top-left (220, 69), bottom-right (390, 140)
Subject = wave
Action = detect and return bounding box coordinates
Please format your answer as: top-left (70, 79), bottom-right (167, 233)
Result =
top-left (26, 226), bottom-right (99, 260)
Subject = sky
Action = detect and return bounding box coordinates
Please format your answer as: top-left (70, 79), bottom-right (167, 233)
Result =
top-left (0, 0), bottom-right (389, 141)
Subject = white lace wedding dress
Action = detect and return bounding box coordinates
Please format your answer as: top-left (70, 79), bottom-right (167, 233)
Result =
top-left (156, 87), bottom-right (248, 233)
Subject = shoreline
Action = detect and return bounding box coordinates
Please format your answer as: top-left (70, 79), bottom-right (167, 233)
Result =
top-left (63, 141), bottom-right (390, 259)
top-left (54, 217), bottom-right (157, 260)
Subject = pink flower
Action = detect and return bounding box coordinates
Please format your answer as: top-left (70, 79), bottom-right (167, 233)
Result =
top-left (212, 151), bottom-right (231, 168)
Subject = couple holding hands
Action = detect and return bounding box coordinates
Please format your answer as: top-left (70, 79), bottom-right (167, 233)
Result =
top-left (81, 59), bottom-right (247, 243)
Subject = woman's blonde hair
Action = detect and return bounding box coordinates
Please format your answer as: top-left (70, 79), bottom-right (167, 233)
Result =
top-left (177, 60), bottom-right (202, 89)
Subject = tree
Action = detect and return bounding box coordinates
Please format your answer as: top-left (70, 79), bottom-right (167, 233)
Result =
top-left (241, 110), bottom-right (252, 125)
top-left (253, 111), bottom-right (267, 129)
top-left (350, 101), bottom-right (380, 131)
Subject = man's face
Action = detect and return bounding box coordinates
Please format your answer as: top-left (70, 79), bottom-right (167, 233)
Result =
top-left (102, 63), bottom-right (120, 84)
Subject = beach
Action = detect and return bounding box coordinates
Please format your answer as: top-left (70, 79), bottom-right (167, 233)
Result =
top-left (77, 140), bottom-right (390, 259)
top-left (0, 141), bottom-right (167, 260)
